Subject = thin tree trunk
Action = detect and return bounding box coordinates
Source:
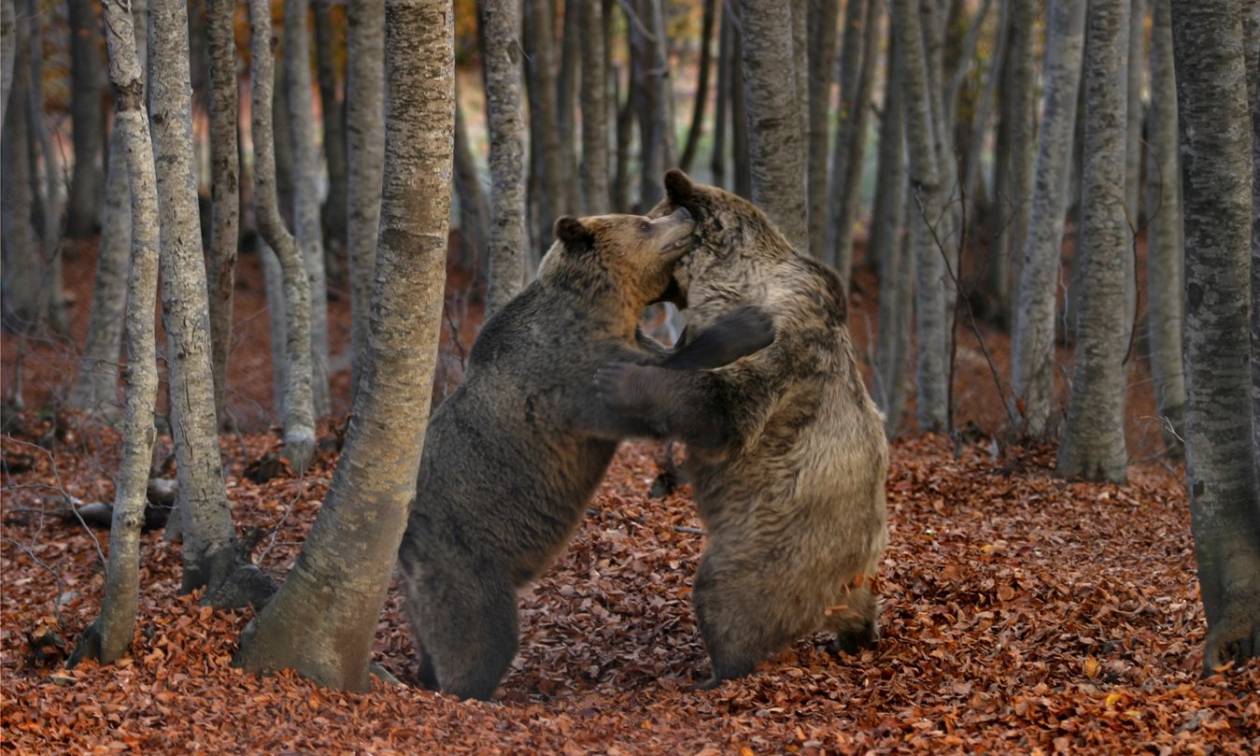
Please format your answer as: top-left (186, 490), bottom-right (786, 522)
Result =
top-left (478, 0), bottom-right (527, 315)
top-left (709, 4), bottom-right (731, 189)
top-left (26, 0), bottom-right (67, 336)
top-left (1125, 0), bottom-right (1145, 226)
top-left (453, 95), bottom-right (489, 275)
top-left (236, 0), bottom-right (453, 691)
top-left (523, 0), bottom-right (563, 250)
top-left (206, 0), bottom-right (239, 430)
top-left (67, 0), bottom-right (159, 667)
top-left (285, 0), bottom-right (330, 418)
top-left (634, 0), bottom-right (675, 209)
top-left (1057, 0), bottom-right (1129, 482)
top-left (1, 11), bottom-right (39, 332)
top-left (262, 241), bottom-right (289, 421)
top-left (1170, 0), bottom-right (1260, 674)
top-left (679, 0), bottom-right (717, 173)
top-left (730, 2), bottom-right (750, 199)
top-left (346, 0), bottom-right (385, 396)
top-left (249, 0), bottom-right (317, 475)
top-left (1244, 0), bottom-right (1258, 474)
top-left (66, 0), bottom-right (104, 239)
top-left (557, 0), bottom-right (580, 215)
top-left (824, 0), bottom-right (869, 264)
top-left (1144, 0), bottom-right (1186, 454)
top-left (315, 0), bottom-right (349, 276)
top-left (805, 0), bottom-right (838, 260)
top-left (992, 0), bottom-right (1036, 327)
top-left (791, 0), bottom-right (809, 158)
top-left (738, 0), bottom-right (807, 249)
top-left (579, 0), bottom-right (610, 214)
top-left (612, 28), bottom-right (636, 211)
top-left (1, 0), bottom-right (13, 131)
top-left (1010, 0), bottom-right (1086, 437)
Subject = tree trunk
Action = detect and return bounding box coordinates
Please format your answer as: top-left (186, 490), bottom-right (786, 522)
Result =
top-left (206, 0), bottom-right (239, 430)
top-left (478, 0), bottom-right (527, 315)
top-left (1244, 0), bottom-right (1258, 486)
top-left (66, 0), bottom-right (104, 239)
top-left (26, 0), bottom-right (68, 337)
top-left (67, 1), bottom-right (160, 666)
top-left (730, 1), bottom-right (751, 199)
top-left (805, 0), bottom-right (838, 260)
top-left (823, 0), bottom-right (868, 264)
top-left (453, 94), bottom-right (490, 277)
top-left (737, 0), bottom-right (807, 249)
top-left (579, 0), bottom-right (610, 214)
top-left (1170, 0), bottom-right (1260, 674)
top-left (236, 0), bottom-right (453, 691)
top-left (679, 0), bottom-right (717, 173)
top-left (1057, 0), bottom-right (1130, 482)
top-left (827, 0), bottom-right (881, 288)
top-left (315, 0), bottom-right (349, 278)
top-left (709, 4), bottom-right (731, 189)
top-left (557, 0), bottom-right (580, 215)
top-left (346, 0), bottom-right (386, 396)
top-left (1144, 0), bottom-right (1186, 454)
top-left (634, 0), bottom-right (675, 209)
top-left (1, 11), bottom-right (39, 333)
top-left (790, 0), bottom-right (809, 159)
top-left (285, 0), bottom-right (331, 418)
top-left (249, 0), bottom-right (317, 475)
top-left (1009, 0), bottom-right (1086, 437)
top-left (523, 0), bottom-right (563, 251)
top-left (1125, 0), bottom-right (1145, 227)
top-left (1, 0), bottom-right (13, 131)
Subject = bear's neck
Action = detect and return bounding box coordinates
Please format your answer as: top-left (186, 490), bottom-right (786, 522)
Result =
top-left (547, 276), bottom-right (643, 343)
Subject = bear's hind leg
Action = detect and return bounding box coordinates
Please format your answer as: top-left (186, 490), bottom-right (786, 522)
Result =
top-left (692, 556), bottom-right (795, 688)
top-left (824, 583), bottom-right (879, 655)
top-left (413, 567), bottom-right (520, 701)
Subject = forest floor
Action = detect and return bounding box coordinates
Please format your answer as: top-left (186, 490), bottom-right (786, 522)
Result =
top-left (2, 240), bottom-right (1258, 752)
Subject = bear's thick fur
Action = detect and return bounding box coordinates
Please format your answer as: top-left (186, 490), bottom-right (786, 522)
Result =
top-left (398, 208), bottom-right (774, 700)
top-left (598, 170), bottom-right (889, 687)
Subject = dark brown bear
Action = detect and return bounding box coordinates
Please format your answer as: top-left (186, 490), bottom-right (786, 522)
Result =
top-left (597, 170), bottom-right (889, 688)
top-left (397, 208), bottom-right (774, 701)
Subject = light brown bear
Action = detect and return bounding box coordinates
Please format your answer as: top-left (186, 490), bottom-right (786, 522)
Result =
top-left (597, 170), bottom-right (889, 687)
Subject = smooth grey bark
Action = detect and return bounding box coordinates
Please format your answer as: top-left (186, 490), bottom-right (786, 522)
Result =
top-left (827, 0), bottom-right (881, 288)
top-left (1245, 0), bottom-right (1259, 486)
top-left (453, 95), bottom-right (489, 275)
top-left (633, 0), bottom-right (674, 209)
top-left (66, 0), bottom-right (104, 239)
top-left (1145, 0), bottom-right (1186, 454)
top-left (1009, 0), bottom-right (1086, 436)
top-left (1, 0), bottom-right (13, 130)
top-left (523, 0), bottom-right (563, 251)
top-left (68, 0), bottom-right (160, 667)
top-left (791, 0), bottom-right (809, 158)
top-left (236, 0), bottom-right (453, 691)
top-left (262, 240), bottom-right (289, 421)
top-left (806, 0), bottom-right (838, 261)
top-left (822, 0), bottom-right (867, 263)
top-left (314, 0), bottom-right (348, 269)
top-left (285, 0), bottom-right (330, 419)
top-left (737, 0), bottom-right (807, 249)
top-left (479, 0), bottom-right (527, 315)
top-left (679, 0), bottom-right (717, 173)
top-left (26, 0), bottom-right (68, 337)
top-left (579, 0), bottom-right (610, 215)
top-left (345, 0), bottom-right (385, 395)
top-left (1171, 0), bottom-right (1260, 673)
top-left (249, 0), bottom-right (316, 474)
top-left (207, 0), bottom-right (240, 430)
top-left (150, 0), bottom-right (261, 601)
top-left (1, 13), bottom-right (39, 332)
top-left (991, 0), bottom-right (1037, 325)
top-left (1057, 0), bottom-right (1130, 483)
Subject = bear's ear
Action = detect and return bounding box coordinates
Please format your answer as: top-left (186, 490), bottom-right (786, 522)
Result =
top-left (664, 169), bottom-right (696, 205)
top-left (554, 216), bottom-right (596, 252)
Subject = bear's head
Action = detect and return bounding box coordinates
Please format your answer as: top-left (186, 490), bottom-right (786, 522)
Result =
top-left (538, 208), bottom-right (695, 322)
top-left (648, 169), bottom-right (793, 301)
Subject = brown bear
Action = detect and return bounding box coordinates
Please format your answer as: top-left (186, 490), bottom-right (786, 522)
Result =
top-left (397, 208), bottom-right (775, 701)
top-left (596, 170), bottom-right (889, 688)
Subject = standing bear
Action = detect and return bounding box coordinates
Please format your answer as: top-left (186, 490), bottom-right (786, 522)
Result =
top-left (597, 170), bottom-right (889, 688)
top-left (398, 208), bottom-right (775, 701)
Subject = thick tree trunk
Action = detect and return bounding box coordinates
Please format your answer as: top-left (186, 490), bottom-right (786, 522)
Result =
top-left (249, 0), bottom-right (317, 475)
top-left (1009, 0), bottom-right (1086, 437)
top-left (1, 11), bottom-right (39, 333)
top-left (805, 0), bottom-right (837, 260)
top-left (67, 0), bottom-right (160, 667)
top-left (478, 0), bottom-right (527, 315)
top-left (523, 0), bottom-right (563, 251)
top-left (1244, 0), bottom-right (1259, 486)
top-left (1144, 0), bottom-right (1186, 454)
top-left (236, 0), bottom-right (453, 691)
top-left (66, 0), bottom-right (104, 239)
top-left (206, 0), bottom-right (239, 430)
top-left (737, 0), bottom-right (807, 249)
top-left (579, 0), bottom-right (610, 214)
top-left (1172, 0), bottom-right (1260, 673)
top-left (679, 0), bottom-right (717, 174)
top-left (346, 0), bottom-right (386, 396)
top-left (634, 0), bottom-right (675, 209)
top-left (315, 0), bottom-right (349, 275)
top-left (285, 0), bottom-right (331, 418)
top-left (827, 0), bottom-right (881, 288)
top-left (1057, 0), bottom-right (1130, 482)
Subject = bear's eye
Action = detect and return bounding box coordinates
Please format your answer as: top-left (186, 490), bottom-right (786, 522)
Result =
top-left (639, 220), bottom-right (651, 233)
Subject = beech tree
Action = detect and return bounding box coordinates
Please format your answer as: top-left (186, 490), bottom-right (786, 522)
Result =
top-left (1171, 0), bottom-right (1259, 672)
top-left (805, 0), bottom-right (838, 260)
top-left (522, 0), bottom-right (562, 251)
top-left (315, 0), bottom-right (349, 262)
top-left (66, 0), bottom-right (104, 238)
top-left (236, 0), bottom-right (453, 690)
top-left (206, 0), bottom-right (240, 427)
top-left (579, 0), bottom-right (610, 215)
top-left (1, 4), bottom-right (38, 331)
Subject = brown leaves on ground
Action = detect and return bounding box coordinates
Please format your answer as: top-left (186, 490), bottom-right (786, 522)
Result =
top-left (2, 420), bottom-right (1257, 754)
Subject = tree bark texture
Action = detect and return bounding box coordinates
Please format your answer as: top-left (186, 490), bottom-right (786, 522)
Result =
top-left (679, 0), bottom-right (717, 173)
top-left (249, 0), bottom-right (317, 475)
top-left (1125, 0), bottom-right (1145, 227)
top-left (579, 0), bottom-right (610, 216)
top-left (730, 1), bottom-right (750, 199)
top-left (709, 3), bottom-right (731, 188)
top-left (1, 7), bottom-right (38, 332)
top-left (1057, 0), bottom-right (1130, 482)
top-left (315, 0), bottom-right (349, 269)
top-left (1, 0), bottom-right (13, 131)
top-left (823, 0), bottom-right (867, 263)
top-left (236, 0), bottom-right (453, 691)
top-left (207, 0), bottom-right (240, 430)
top-left (26, 0), bottom-right (68, 337)
top-left (523, 0), bottom-right (563, 252)
top-left (69, 0), bottom-right (160, 667)
top-left (805, 0), bottom-right (838, 261)
top-left (1171, 0), bottom-right (1260, 673)
top-left (284, 0), bottom-right (331, 418)
top-left (557, 0), bottom-right (580, 215)
top-left (66, 0), bottom-right (104, 239)
top-left (737, 0), bottom-right (807, 249)
top-left (1244, 0), bottom-right (1259, 484)
top-left (453, 93), bottom-right (489, 277)
top-left (992, 0), bottom-right (1037, 325)
top-left (633, 0), bottom-right (675, 209)
top-left (1144, 0), bottom-right (1186, 454)
top-left (1010, 0), bottom-right (1086, 437)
